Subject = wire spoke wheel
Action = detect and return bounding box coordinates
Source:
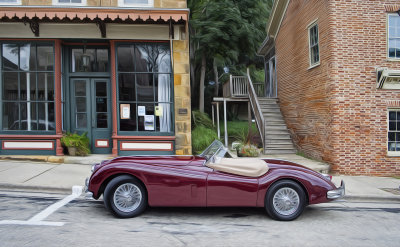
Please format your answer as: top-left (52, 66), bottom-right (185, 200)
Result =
top-left (104, 175), bottom-right (147, 218)
top-left (272, 187), bottom-right (300, 216)
top-left (113, 183), bottom-right (142, 213)
top-left (265, 180), bottom-right (306, 221)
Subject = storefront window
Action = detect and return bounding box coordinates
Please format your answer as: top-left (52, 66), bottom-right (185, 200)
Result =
top-left (1, 43), bottom-right (55, 131)
top-left (117, 43), bottom-right (173, 133)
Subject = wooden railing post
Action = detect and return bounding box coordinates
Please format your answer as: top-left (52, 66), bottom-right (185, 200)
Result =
top-left (229, 74), bottom-right (233, 98)
top-left (246, 68), bottom-right (265, 152)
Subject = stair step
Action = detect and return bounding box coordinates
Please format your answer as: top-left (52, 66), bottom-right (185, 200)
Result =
top-left (265, 129), bottom-right (290, 135)
top-left (265, 134), bottom-right (292, 140)
top-left (265, 125), bottom-right (288, 130)
top-left (265, 145), bottom-right (295, 148)
top-left (263, 113), bottom-right (283, 118)
top-left (261, 108), bottom-right (281, 113)
top-left (258, 98), bottom-right (278, 102)
top-left (265, 150), bottom-right (297, 155)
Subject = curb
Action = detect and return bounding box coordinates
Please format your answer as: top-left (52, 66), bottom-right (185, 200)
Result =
top-left (0, 183), bottom-right (74, 194)
top-left (343, 195), bottom-right (400, 202)
top-left (0, 155), bottom-right (64, 164)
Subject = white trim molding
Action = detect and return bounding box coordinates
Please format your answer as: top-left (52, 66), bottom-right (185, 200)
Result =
top-left (118, 0), bottom-right (154, 8)
top-left (3, 141), bottom-right (54, 150)
top-left (308, 20), bottom-right (320, 68)
top-left (52, 0), bottom-right (87, 6)
top-left (266, 0), bottom-right (290, 39)
top-left (0, 0), bottom-right (21, 5)
top-left (387, 13), bottom-right (400, 60)
top-left (387, 108), bottom-right (400, 156)
top-left (120, 141), bottom-right (173, 151)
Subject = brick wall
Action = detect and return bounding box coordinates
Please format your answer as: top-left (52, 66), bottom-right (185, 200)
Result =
top-left (275, 0), bottom-right (336, 164)
top-left (328, 0), bottom-right (400, 175)
top-left (276, 0), bottom-right (400, 176)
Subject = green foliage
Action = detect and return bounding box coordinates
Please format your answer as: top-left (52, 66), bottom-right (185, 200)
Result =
top-left (221, 121), bottom-right (258, 139)
top-left (192, 126), bottom-right (218, 154)
top-left (189, 0), bottom-right (273, 64)
top-left (188, 0), bottom-right (274, 109)
top-left (61, 132), bottom-right (91, 156)
top-left (192, 110), bottom-right (214, 129)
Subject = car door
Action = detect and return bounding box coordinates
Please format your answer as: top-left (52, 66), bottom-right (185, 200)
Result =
top-left (207, 171), bottom-right (259, 207)
top-left (145, 162), bottom-right (210, 207)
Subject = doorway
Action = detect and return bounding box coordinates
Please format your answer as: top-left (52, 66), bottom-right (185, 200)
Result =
top-left (70, 78), bottom-right (112, 154)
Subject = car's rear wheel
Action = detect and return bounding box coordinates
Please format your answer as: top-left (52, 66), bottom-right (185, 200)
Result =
top-left (104, 175), bottom-right (147, 218)
top-left (265, 180), bottom-right (306, 221)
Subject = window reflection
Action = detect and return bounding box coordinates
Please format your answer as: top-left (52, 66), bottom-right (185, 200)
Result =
top-left (72, 48), bottom-right (108, 72)
top-left (117, 43), bottom-right (172, 133)
top-left (1, 43), bottom-right (55, 131)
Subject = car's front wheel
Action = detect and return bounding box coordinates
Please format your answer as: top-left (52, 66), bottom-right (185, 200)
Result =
top-left (104, 175), bottom-right (147, 218)
top-left (265, 180), bottom-right (306, 221)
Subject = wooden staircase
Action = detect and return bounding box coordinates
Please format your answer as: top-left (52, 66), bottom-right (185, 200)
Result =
top-left (245, 69), bottom-right (296, 155)
top-left (258, 98), bottom-right (296, 154)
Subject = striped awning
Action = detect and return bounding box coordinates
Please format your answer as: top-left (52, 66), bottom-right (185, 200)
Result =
top-left (0, 7), bottom-right (188, 38)
top-left (385, 5), bottom-right (400, 13)
top-left (0, 7), bottom-right (188, 23)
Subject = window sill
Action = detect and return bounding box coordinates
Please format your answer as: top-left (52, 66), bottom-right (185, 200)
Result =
top-left (308, 62), bottom-right (320, 70)
top-left (386, 58), bottom-right (400, 62)
top-left (387, 151), bottom-right (400, 157)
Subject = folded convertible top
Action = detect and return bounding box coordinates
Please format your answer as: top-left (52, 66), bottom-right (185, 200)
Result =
top-left (207, 158), bottom-right (269, 177)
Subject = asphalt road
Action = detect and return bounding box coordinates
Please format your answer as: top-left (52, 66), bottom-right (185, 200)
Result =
top-left (0, 189), bottom-right (399, 247)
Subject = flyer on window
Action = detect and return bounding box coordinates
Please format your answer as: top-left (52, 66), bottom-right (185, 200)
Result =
top-left (138, 106), bottom-right (146, 116)
top-left (155, 106), bottom-right (163, 116)
top-left (144, 115), bottom-right (154, 130)
top-left (120, 104), bottom-right (130, 119)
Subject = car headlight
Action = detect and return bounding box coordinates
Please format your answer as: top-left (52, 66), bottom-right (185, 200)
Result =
top-left (91, 163), bottom-right (99, 173)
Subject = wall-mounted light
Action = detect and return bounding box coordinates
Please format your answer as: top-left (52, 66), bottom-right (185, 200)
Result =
top-left (82, 41), bottom-right (90, 70)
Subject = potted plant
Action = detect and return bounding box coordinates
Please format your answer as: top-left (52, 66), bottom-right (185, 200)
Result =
top-left (61, 132), bottom-right (91, 156)
top-left (235, 143), bottom-right (261, 157)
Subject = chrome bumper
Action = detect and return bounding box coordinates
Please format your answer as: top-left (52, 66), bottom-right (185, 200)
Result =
top-left (84, 177), bottom-right (94, 199)
top-left (327, 180), bottom-right (345, 199)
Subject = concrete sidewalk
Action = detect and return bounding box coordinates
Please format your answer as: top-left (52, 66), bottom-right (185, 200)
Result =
top-left (0, 159), bottom-right (399, 202)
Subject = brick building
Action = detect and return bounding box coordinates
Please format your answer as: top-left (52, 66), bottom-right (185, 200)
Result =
top-left (0, 0), bottom-right (191, 156)
top-left (258, 0), bottom-right (400, 176)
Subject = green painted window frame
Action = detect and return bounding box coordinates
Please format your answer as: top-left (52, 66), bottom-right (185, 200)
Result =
top-left (0, 41), bottom-right (56, 135)
top-left (115, 41), bottom-right (175, 136)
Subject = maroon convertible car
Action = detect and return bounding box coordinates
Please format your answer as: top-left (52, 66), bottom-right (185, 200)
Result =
top-left (85, 140), bottom-right (344, 221)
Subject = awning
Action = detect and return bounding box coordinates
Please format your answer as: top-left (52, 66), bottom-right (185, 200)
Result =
top-left (385, 5), bottom-right (400, 13)
top-left (0, 7), bottom-right (188, 37)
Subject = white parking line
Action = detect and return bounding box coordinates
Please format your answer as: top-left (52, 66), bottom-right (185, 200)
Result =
top-left (0, 186), bottom-right (82, 227)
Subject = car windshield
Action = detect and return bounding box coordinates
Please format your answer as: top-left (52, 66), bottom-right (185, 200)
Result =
top-left (199, 140), bottom-right (228, 163)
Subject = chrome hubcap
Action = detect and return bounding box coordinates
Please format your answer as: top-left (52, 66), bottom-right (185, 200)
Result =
top-left (272, 187), bottom-right (300, 216)
top-left (113, 183), bottom-right (142, 213)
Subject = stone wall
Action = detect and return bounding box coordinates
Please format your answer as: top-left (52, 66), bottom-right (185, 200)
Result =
top-left (21, 0), bottom-right (187, 8)
top-left (173, 40), bottom-right (192, 155)
top-left (276, 0), bottom-right (400, 175)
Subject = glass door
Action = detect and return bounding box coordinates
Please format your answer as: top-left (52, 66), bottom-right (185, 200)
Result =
top-left (70, 78), bottom-right (111, 154)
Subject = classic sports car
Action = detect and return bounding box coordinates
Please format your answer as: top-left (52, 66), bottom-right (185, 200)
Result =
top-left (85, 140), bottom-right (344, 221)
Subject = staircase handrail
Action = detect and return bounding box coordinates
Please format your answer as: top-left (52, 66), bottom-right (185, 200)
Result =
top-left (246, 68), bottom-right (265, 149)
